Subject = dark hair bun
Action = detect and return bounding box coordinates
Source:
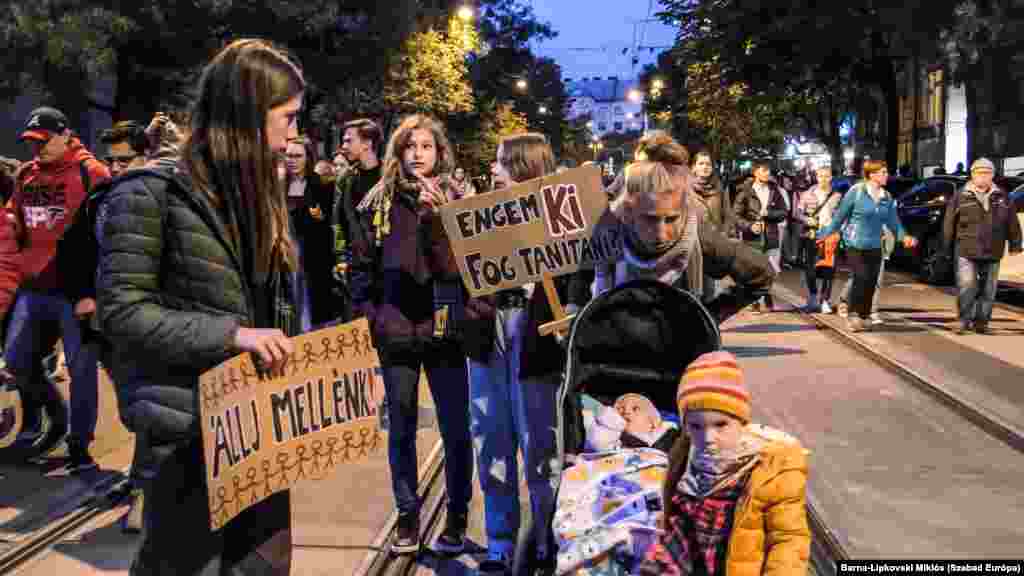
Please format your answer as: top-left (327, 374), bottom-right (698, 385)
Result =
top-left (637, 131), bottom-right (689, 166)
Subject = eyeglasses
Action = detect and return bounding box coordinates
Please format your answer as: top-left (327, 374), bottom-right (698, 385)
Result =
top-left (104, 154), bottom-right (139, 166)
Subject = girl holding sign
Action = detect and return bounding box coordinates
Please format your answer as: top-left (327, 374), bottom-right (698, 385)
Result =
top-left (352, 114), bottom-right (474, 556)
top-left (98, 39), bottom-right (301, 574)
top-left (463, 133), bottom-right (578, 573)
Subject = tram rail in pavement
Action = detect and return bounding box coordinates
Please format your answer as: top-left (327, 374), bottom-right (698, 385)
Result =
top-left (773, 284), bottom-right (1024, 455)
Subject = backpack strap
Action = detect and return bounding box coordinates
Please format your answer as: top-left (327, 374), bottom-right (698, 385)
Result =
top-left (80, 159), bottom-right (92, 195)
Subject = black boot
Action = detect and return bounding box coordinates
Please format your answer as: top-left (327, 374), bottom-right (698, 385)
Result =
top-left (392, 511), bottom-right (419, 554)
top-left (433, 510), bottom-right (467, 555)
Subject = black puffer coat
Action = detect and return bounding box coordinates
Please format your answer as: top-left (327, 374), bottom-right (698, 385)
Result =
top-left (97, 168), bottom-right (253, 440)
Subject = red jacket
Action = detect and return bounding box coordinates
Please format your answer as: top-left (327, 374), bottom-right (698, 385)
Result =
top-left (0, 203), bottom-right (21, 320)
top-left (11, 138), bottom-right (110, 293)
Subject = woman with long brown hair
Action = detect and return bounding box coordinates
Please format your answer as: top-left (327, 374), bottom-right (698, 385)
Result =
top-left (352, 113), bottom-right (474, 555)
top-left (98, 39), bottom-right (303, 574)
top-left (284, 135), bottom-right (337, 328)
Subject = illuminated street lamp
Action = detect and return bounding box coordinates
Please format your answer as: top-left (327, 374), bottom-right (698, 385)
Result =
top-left (628, 89), bottom-right (642, 102)
top-left (538, 105), bottom-right (548, 115)
top-left (516, 78), bottom-right (528, 91)
top-left (457, 5), bottom-right (474, 21)
top-left (652, 78), bottom-right (664, 90)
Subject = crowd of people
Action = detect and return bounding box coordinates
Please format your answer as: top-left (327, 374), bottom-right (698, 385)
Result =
top-left (0, 35), bottom-right (1016, 576)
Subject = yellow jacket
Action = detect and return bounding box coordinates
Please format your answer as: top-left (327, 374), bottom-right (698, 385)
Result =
top-left (664, 438), bottom-right (811, 575)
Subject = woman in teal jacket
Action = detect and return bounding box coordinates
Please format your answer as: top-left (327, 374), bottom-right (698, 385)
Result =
top-left (817, 160), bottom-right (916, 332)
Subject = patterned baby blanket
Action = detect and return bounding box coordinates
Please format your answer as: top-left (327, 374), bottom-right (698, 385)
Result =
top-left (554, 448), bottom-right (668, 575)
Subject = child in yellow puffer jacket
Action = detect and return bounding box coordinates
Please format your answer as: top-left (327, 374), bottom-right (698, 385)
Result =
top-left (639, 351), bottom-right (810, 576)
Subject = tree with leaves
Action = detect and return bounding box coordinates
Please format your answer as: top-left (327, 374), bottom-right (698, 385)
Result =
top-left (0, 1), bottom-right (428, 133)
top-left (454, 100), bottom-right (529, 180)
top-left (657, 0), bottom-right (964, 168)
top-left (382, 21), bottom-right (478, 119)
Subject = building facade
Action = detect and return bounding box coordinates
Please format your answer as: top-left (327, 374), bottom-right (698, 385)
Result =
top-left (895, 35), bottom-right (1024, 178)
top-left (564, 77), bottom-right (648, 138)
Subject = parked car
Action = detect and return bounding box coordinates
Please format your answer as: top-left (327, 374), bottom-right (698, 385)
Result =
top-left (892, 175), bottom-right (1024, 284)
top-left (997, 182), bottom-right (1024, 291)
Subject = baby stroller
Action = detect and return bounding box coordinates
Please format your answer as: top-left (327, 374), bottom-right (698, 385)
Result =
top-left (526, 279), bottom-right (722, 575)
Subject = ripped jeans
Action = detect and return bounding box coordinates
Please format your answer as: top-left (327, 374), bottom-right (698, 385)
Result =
top-left (469, 307), bottom-right (560, 557)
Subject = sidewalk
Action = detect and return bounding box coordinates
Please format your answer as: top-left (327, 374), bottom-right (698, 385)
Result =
top-left (774, 267), bottom-right (1024, 435)
top-left (0, 365), bottom-right (133, 562)
top-left (12, 374), bottom-right (443, 575)
top-left (719, 306), bottom-right (1024, 557)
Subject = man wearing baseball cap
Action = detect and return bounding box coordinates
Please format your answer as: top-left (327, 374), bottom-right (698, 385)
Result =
top-left (943, 158), bottom-right (1023, 334)
top-left (6, 106), bottom-right (110, 471)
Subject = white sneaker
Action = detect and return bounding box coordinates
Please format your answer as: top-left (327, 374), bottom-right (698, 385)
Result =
top-left (820, 301), bottom-right (832, 314)
top-left (870, 312), bottom-right (883, 325)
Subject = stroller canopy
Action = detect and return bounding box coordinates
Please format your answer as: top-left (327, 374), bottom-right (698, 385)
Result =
top-left (566, 279), bottom-right (721, 414)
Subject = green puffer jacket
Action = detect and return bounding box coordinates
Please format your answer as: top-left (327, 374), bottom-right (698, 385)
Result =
top-left (97, 167), bottom-right (253, 435)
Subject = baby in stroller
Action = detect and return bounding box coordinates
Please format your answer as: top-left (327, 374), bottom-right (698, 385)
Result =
top-left (551, 281), bottom-right (809, 575)
top-left (584, 393), bottom-right (680, 454)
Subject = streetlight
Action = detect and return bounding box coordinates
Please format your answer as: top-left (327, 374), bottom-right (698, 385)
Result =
top-left (516, 78), bottom-right (528, 91)
top-left (538, 105), bottom-right (548, 115)
top-left (628, 89), bottom-right (642, 102)
top-left (457, 5), bottom-right (474, 21)
top-left (652, 78), bottom-right (664, 90)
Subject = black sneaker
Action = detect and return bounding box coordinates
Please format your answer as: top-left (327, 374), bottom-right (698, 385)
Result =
top-left (528, 551), bottom-right (556, 576)
top-left (433, 511), bottom-right (466, 555)
top-left (67, 441), bottom-right (97, 475)
top-left (392, 512), bottom-right (419, 554)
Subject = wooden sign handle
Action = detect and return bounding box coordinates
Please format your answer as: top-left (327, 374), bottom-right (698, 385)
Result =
top-left (537, 273), bottom-right (576, 337)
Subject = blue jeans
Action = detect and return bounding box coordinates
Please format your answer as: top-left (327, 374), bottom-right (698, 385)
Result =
top-left (381, 341), bottom-right (472, 517)
top-left (957, 257), bottom-right (1000, 326)
top-left (4, 291), bottom-right (98, 447)
top-left (469, 309), bottom-right (560, 556)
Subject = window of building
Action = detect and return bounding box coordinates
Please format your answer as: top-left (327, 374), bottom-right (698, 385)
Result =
top-left (598, 123), bottom-right (607, 131)
top-left (928, 69), bottom-right (944, 127)
top-left (614, 122), bottom-right (623, 131)
top-left (614, 105), bottom-right (624, 117)
top-left (899, 96), bottom-right (914, 135)
top-left (898, 140), bottom-right (913, 168)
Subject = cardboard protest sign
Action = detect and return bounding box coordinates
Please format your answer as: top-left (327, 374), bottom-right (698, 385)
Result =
top-left (199, 318), bottom-right (384, 531)
top-left (439, 164), bottom-right (621, 297)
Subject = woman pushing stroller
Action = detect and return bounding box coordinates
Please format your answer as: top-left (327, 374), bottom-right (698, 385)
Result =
top-left (584, 131), bottom-right (776, 320)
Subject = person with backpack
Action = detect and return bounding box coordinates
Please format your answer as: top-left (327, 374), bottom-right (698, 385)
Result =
top-left (6, 106), bottom-right (111, 470)
top-left (796, 165), bottom-right (837, 312)
top-left (587, 132), bottom-right (775, 321)
top-left (816, 161), bottom-right (917, 333)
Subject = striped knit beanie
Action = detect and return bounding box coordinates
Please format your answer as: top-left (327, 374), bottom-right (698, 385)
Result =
top-left (677, 351), bottom-right (751, 423)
